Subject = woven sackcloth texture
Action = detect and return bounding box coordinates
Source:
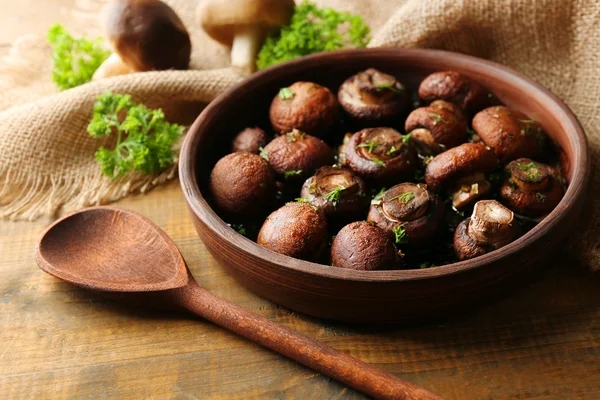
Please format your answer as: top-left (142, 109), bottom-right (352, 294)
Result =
top-left (0, 0), bottom-right (598, 268)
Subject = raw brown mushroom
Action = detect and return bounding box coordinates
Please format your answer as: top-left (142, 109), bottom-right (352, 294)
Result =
top-left (343, 127), bottom-right (417, 184)
top-left (419, 71), bottom-right (490, 113)
top-left (262, 129), bottom-right (334, 182)
top-left (472, 106), bottom-right (547, 163)
top-left (197, 0), bottom-right (294, 75)
top-left (94, 0), bottom-right (191, 79)
top-left (367, 183), bottom-right (445, 246)
top-left (331, 221), bottom-right (400, 271)
top-left (300, 166), bottom-right (369, 220)
top-left (269, 82), bottom-right (339, 137)
top-left (209, 152), bottom-right (275, 217)
top-left (405, 100), bottom-right (468, 155)
top-left (257, 202), bottom-right (328, 261)
top-left (499, 158), bottom-right (564, 217)
top-left (337, 68), bottom-right (408, 124)
top-left (232, 127), bottom-right (268, 154)
top-left (425, 143), bottom-right (498, 209)
top-left (454, 200), bottom-right (519, 261)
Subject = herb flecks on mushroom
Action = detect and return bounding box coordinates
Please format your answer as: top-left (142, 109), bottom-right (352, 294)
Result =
top-left (338, 68), bottom-right (408, 124)
top-left (367, 183), bottom-right (445, 246)
top-left (425, 143), bottom-right (498, 209)
top-left (472, 106), bottom-right (547, 163)
top-left (419, 71), bottom-right (490, 113)
top-left (331, 221), bottom-right (401, 271)
top-left (454, 200), bottom-right (519, 260)
top-left (300, 166), bottom-right (369, 220)
top-left (405, 100), bottom-right (468, 155)
top-left (499, 158), bottom-right (564, 216)
top-left (197, 0), bottom-right (294, 75)
top-left (263, 129), bottom-right (334, 182)
top-left (343, 128), bottom-right (417, 184)
top-left (269, 82), bottom-right (339, 136)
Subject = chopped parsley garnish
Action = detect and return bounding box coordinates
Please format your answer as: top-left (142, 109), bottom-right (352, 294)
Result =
top-left (279, 87), bottom-right (295, 100)
top-left (402, 134), bottom-right (411, 143)
top-left (536, 192), bottom-right (547, 202)
top-left (423, 155), bottom-right (434, 165)
top-left (386, 145), bottom-right (398, 156)
top-left (324, 185), bottom-right (346, 205)
top-left (466, 127), bottom-right (476, 135)
top-left (392, 224), bottom-right (408, 245)
top-left (428, 113), bottom-right (445, 124)
top-left (372, 157), bottom-right (386, 167)
top-left (389, 191), bottom-right (415, 204)
top-left (284, 170), bottom-right (303, 179)
top-left (295, 197), bottom-right (310, 203)
top-left (375, 82), bottom-right (403, 94)
top-left (259, 146), bottom-right (269, 161)
top-left (357, 141), bottom-right (380, 153)
top-left (371, 187), bottom-right (386, 205)
top-left (419, 262), bottom-right (436, 269)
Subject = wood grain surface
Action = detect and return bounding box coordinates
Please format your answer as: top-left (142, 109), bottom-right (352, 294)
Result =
top-left (1, 1), bottom-right (600, 399)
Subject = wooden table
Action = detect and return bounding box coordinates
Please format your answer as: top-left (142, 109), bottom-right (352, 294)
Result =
top-left (1, 1), bottom-right (600, 399)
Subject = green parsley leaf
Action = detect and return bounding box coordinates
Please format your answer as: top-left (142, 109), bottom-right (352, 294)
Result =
top-left (428, 113), bottom-right (445, 124)
top-left (372, 157), bottom-right (386, 167)
top-left (389, 191), bottom-right (415, 204)
top-left (386, 145), bottom-right (398, 156)
top-left (47, 23), bottom-right (110, 91)
top-left (392, 224), bottom-right (408, 245)
top-left (295, 197), bottom-right (310, 203)
top-left (357, 141), bottom-right (380, 153)
top-left (536, 192), bottom-right (547, 202)
top-left (402, 134), bottom-right (411, 144)
top-left (371, 187), bottom-right (386, 205)
top-left (259, 147), bottom-right (269, 161)
top-left (257, 1), bottom-right (370, 70)
top-left (375, 82), bottom-right (404, 94)
top-left (284, 169), bottom-right (303, 179)
top-left (324, 185), bottom-right (346, 205)
top-left (419, 262), bottom-right (436, 269)
top-left (279, 87), bottom-right (295, 100)
top-left (87, 91), bottom-right (184, 178)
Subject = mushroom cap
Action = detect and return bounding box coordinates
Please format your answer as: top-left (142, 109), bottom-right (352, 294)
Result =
top-left (102, 0), bottom-right (191, 71)
top-left (499, 159), bottom-right (564, 216)
top-left (300, 166), bottom-right (369, 218)
top-left (424, 143), bottom-right (498, 190)
top-left (263, 130), bottom-right (334, 181)
top-left (197, 0), bottom-right (294, 46)
top-left (343, 127), bottom-right (417, 184)
top-left (367, 183), bottom-right (445, 245)
top-left (405, 100), bottom-right (468, 149)
top-left (232, 127), bottom-right (268, 154)
top-left (419, 71), bottom-right (489, 113)
top-left (472, 106), bottom-right (547, 163)
top-left (209, 152), bottom-right (275, 217)
top-left (453, 219), bottom-right (487, 261)
top-left (257, 202), bottom-right (328, 261)
top-left (269, 82), bottom-right (339, 136)
top-left (331, 221), bottom-right (399, 271)
top-left (337, 68), bottom-right (408, 123)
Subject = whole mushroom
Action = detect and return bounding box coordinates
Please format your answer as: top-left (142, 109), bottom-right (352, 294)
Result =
top-left (472, 106), bottom-right (547, 163)
top-left (232, 127), bottom-right (268, 154)
top-left (425, 143), bottom-right (498, 209)
top-left (342, 127), bottom-right (417, 184)
top-left (337, 68), bottom-right (408, 124)
top-left (331, 221), bottom-right (401, 271)
top-left (209, 152), bottom-right (275, 217)
top-left (93, 0), bottom-right (191, 80)
top-left (257, 202), bottom-right (328, 261)
top-left (300, 166), bottom-right (369, 220)
top-left (262, 129), bottom-right (334, 182)
top-left (367, 183), bottom-right (445, 246)
top-left (419, 71), bottom-right (490, 114)
top-left (269, 82), bottom-right (339, 137)
top-left (197, 0), bottom-right (294, 75)
top-left (454, 200), bottom-right (519, 261)
top-left (405, 100), bottom-right (468, 155)
top-left (499, 158), bottom-right (565, 217)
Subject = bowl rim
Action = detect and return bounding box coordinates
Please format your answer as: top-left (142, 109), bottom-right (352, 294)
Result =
top-left (179, 48), bottom-right (589, 283)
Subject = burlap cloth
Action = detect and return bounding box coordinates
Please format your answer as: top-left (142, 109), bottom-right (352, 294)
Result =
top-left (0, 0), bottom-right (598, 269)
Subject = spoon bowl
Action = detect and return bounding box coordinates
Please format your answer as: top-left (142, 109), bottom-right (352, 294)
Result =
top-left (35, 206), bottom-right (441, 400)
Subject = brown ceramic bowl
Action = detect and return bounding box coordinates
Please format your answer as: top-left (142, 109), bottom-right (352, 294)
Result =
top-left (179, 49), bottom-right (589, 324)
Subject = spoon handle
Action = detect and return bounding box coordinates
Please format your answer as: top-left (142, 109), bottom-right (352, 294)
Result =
top-left (171, 281), bottom-right (442, 400)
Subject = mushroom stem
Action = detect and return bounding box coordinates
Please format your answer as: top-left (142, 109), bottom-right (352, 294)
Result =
top-left (231, 25), bottom-right (264, 75)
top-left (92, 53), bottom-right (134, 80)
top-left (468, 200), bottom-right (514, 247)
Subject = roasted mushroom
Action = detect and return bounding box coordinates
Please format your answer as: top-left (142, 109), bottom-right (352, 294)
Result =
top-left (499, 158), bottom-right (564, 217)
top-left (337, 68), bottom-right (408, 124)
top-left (257, 202), bottom-right (328, 261)
top-left (424, 143), bottom-right (498, 209)
top-left (300, 166), bottom-right (369, 220)
top-left (472, 106), bottom-right (547, 163)
top-left (197, 0), bottom-right (294, 75)
top-left (209, 152), bottom-right (275, 217)
top-left (419, 71), bottom-right (490, 113)
top-left (405, 100), bottom-right (468, 155)
top-left (232, 127), bottom-right (268, 154)
top-left (342, 128), bottom-right (417, 184)
top-left (331, 221), bottom-right (400, 271)
top-left (367, 183), bottom-right (445, 246)
top-left (269, 82), bottom-right (339, 136)
top-left (94, 0), bottom-right (191, 79)
top-left (262, 129), bottom-right (334, 182)
top-left (454, 200), bottom-right (519, 261)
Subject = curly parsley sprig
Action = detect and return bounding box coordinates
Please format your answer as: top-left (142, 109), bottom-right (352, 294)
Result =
top-left (87, 91), bottom-right (184, 178)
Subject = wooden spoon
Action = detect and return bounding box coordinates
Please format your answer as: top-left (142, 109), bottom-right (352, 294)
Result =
top-left (35, 206), bottom-right (442, 400)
